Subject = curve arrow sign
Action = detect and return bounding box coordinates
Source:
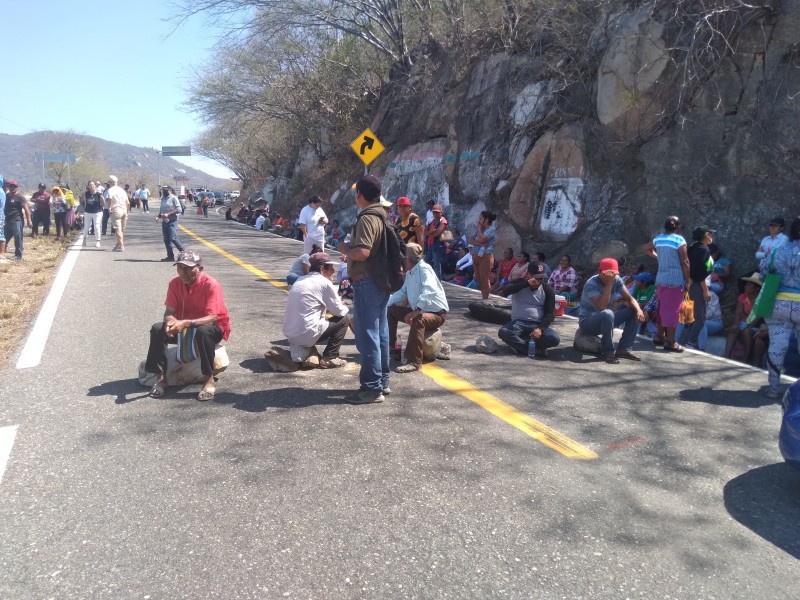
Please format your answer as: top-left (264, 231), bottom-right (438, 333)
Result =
top-left (360, 136), bottom-right (375, 155)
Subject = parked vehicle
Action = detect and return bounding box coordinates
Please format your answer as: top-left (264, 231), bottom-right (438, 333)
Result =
top-left (230, 190), bottom-right (240, 199)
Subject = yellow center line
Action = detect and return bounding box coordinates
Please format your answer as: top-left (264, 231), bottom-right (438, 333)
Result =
top-left (421, 364), bottom-right (598, 460)
top-left (179, 225), bottom-right (288, 291)
top-left (180, 224), bottom-right (596, 459)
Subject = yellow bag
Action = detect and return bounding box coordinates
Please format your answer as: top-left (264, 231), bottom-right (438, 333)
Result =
top-left (64, 189), bottom-right (78, 207)
top-left (678, 292), bottom-right (695, 324)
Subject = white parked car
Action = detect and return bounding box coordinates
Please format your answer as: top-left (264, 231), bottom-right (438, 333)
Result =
top-left (230, 190), bottom-right (240, 199)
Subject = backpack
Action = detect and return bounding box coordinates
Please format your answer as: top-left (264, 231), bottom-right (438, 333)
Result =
top-left (356, 206), bottom-right (407, 293)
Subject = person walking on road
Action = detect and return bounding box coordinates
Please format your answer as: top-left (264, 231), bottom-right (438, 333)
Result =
top-left (81, 181), bottom-right (104, 248)
top-left (106, 175), bottom-right (130, 252)
top-left (158, 186), bottom-right (185, 262)
top-left (4, 180), bottom-right (32, 260)
top-left (145, 250), bottom-right (231, 402)
top-left (138, 185), bottom-right (151, 213)
top-left (339, 175), bottom-right (392, 404)
top-left (299, 195), bottom-right (328, 254)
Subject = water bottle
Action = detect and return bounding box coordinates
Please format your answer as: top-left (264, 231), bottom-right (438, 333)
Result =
top-left (527, 338), bottom-right (537, 358)
top-left (394, 334), bottom-right (403, 361)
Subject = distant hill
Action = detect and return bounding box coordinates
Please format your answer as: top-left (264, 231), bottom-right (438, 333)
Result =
top-left (0, 131), bottom-right (232, 193)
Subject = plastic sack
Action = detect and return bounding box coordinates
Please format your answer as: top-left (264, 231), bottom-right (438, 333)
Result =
top-left (678, 292), bottom-right (695, 324)
top-left (475, 335), bottom-right (498, 354)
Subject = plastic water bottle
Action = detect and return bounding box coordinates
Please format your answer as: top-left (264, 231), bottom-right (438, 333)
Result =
top-left (527, 339), bottom-right (537, 358)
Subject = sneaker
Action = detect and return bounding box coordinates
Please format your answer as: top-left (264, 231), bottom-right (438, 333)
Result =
top-left (602, 352), bottom-right (620, 364)
top-left (344, 389), bottom-right (384, 404)
top-left (112, 247), bottom-right (124, 252)
top-left (614, 349), bottom-right (641, 362)
top-left (95, 241), bottom-right (101, 248)
top-left (765, 389), bottom-right (781, 399)
top-left (161, 256), bottom-right (175, 262)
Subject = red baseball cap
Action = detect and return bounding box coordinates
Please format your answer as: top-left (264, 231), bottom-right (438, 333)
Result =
top-left (7, 180), bottom-right (19, 187)
top-left (598, 258), bottom-right (619, 274)
top-left (396, 196), bottom-right (411, 207)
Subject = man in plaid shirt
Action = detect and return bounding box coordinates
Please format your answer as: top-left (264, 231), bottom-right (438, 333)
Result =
top-left (548, 255), bottom-right (579, 300)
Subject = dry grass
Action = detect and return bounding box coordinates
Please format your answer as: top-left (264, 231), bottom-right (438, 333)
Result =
top-left (0, 232), bottom-right (76, 366)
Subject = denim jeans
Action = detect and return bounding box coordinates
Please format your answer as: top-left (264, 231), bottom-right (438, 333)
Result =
top-left (162, 219), bottom-right (184, 258)
top-left (676, 318), bottom-right (723, 351)
top-left (352, 277), bottom-right (390, 392)
top-left (498, 319), bottom-right (561, 355)
top-left (678, 282), bottom-right (707, 347)
top-left (4, 220), bottom-right (23, 258)
top-left (430, 242), bottom-right (445, 279)
top-left (579, 307), bottom-right (638, 354)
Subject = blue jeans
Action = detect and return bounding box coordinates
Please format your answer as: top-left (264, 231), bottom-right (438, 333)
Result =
top-left (677, 282), bottom-right (706, 347)
top-left (352, 277), bottom-right (390, 392)
top-left (498, 319), bottom-right (561, 355)
top-left (676, 319), bottom-right (723, 351)
top-left (162, 220), bottom-right (184, 258)
top-left (579, 307), bottom-right (638, 354)
top-left (430, 242), bottom-right (445, 279)
top-left (4, 220), bottom-right (23, 258)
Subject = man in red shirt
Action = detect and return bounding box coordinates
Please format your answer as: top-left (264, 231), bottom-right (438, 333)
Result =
top-left (31, 183), bottom-right (51, 237)
top-left (145, 250), bottom-right (231, 401)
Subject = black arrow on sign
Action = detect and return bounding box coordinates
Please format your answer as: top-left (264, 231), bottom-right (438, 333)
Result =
top-left (360, 136), bottom-right (374, 155)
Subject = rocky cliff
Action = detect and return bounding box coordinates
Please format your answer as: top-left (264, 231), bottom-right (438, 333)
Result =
top-left (284, 0), bottom-right (800, 276)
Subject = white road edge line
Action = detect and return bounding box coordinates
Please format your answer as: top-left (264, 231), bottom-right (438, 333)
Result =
top-left (0, 425), bottom-right (19, 485)
top-left (16, 236), bottom-right (84, 369)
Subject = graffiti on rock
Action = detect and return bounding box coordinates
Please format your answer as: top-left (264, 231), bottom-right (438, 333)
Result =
top-left (540, 177), bottom-right (583, 238)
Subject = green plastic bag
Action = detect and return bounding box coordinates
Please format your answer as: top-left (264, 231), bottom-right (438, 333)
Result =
top-left (751, 252), bottom-right (782, 320)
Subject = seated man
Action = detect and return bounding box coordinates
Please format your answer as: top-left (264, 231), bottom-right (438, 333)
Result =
top-left (578, 257), bottom-right (645, 364)
top-left (287, 244), bottom-right (321, 285)
top-left (282, 252), bottom-right (350, 368)
top-left (145, 250), bottom-right (231, 401)
top-left (498, 261), bottom-right (561, 357)
top-left (388, 243), bottom-right (449, 373)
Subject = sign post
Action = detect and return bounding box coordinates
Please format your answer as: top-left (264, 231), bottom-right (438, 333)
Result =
top-left (159, 146), bottom-right (192, 190)
top-left (350, 129), bottom-right (384, 167)
top-left (34, 152), bottom-right (77, 188)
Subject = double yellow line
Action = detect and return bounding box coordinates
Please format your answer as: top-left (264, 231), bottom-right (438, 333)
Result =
top-left (180, 224), bottom-right (597, 460)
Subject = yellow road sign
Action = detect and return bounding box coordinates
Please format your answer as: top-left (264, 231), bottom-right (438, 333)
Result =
top-left (350, 128), bottom-right (384, 166)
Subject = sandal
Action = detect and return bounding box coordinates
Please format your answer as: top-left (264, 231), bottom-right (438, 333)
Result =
top-left (652, 336), bottom-right (665, 347)
top-left (395, 362), bottom-right (421, 373)
top-left (150, 383), bottom-right (166, 398)
top-left (664, 341), bottom-right (685, 353)
top-left (197, 386), bottom-right (216, 402)
top-left (319, 357), bottom-right (347, 369)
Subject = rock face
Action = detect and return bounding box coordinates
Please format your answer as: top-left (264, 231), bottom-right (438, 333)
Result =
top-left (316, 0), bottom-right (800, 277)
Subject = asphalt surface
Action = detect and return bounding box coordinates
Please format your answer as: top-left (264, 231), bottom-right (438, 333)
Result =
top-left (1, 208), bottom-right (798, 599)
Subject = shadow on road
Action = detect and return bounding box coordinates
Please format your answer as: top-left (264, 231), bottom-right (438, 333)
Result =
top-left (87, 378), bottom-right (151, 404)
top-left (214, 387), bottom-right (349, 412)
top-left (724, 462), bottom-right (800, 559)
top-left (679, 386), bottom-right (781, 408)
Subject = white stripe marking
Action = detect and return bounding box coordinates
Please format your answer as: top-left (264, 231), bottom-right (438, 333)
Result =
top-left (16, 236), bottom-right (83, 369)
top-left (0, 426), bottom-right (18, 484)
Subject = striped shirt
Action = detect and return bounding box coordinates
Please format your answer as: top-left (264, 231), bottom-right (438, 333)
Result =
top-left (653, 233), bottom-right (686, 287)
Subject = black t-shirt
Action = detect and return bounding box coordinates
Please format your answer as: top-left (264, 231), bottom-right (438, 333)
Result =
top-left (688, 242), bottom-right (712, 283)
top-left (4, 194), bottom-right (27, 223)
top-left (84, 191), bottom-right (102, 213)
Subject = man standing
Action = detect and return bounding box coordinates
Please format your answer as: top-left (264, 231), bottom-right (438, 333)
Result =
top-left (106, 175), bottom-right (130, 252)
top-left (3, 180), bottom-right (32, 260)
top-left (498, 261), bottom-right (561, 357)
top-left (396, 196), bottom-right (424, 246)
top-left (145, 250), bottom-right (231, 401)
top-left (340, 175), bottom-right (392, 404)
top-left (0, 175), bottom-right (6, 262)
top-left (138, 185), bottom-right (151, 213)
top-left (680, 225), bottom-right (715, 349)
top-left (157, 186), bottom-right (185, 262)
top-left (299, 195), bottom-right (328, 254)
top-left (578, 258), bottom-right (646, 364)
top-left (283, 252), bottom-right (350, 368)
top-left (31, 183), bottom-right (51, 237)
top-left (388, 243), bottom-right (449, 373)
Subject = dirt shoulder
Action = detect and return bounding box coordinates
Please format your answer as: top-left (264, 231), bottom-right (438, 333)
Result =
top-left (0, 232), bottom-right (75, 366)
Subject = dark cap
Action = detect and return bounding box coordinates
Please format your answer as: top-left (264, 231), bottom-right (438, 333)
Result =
top-left (426, 199), bottom-right (435, 206)
top-left (526, 261), bottom-right (547, 278)
top-left (174, 249), bottom-right (202, 268)
top-left (355, 175), bottom-right (381, 202)
top-left (769, 217), bottom-right (785, 227)
top-left (308, 195), bottom-right (323, 204)
top-left (309, 252), bottom-right (337, 271)
top-left (664, 216), bottom-right (681, 232)
top-left (38, 182), bottom-right (46, 188)
top-left (691, 225), bottom-right (715, 241)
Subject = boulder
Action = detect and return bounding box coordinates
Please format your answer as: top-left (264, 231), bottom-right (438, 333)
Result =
top-left (422, 328), bottom-right (443, 361)
top-left (138, 346), bottom-right (229, 387)
top-left (573, 329), bottom-right (603, 355)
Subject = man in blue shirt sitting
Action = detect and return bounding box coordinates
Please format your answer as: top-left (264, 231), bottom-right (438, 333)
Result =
top-left (578, 257), bottom-right (646, 364)
top-left (388, 243), bottom-right (449, 373)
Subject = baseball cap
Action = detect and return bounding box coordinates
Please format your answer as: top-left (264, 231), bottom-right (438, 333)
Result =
top-left (432, 204), bottom-right (443, 213)
top-left (379, 195), bottom-right (393, 208)
top-left (7, 180), bottom-right (19, 187)
top-left (309, 252), bottom-right (337, 270)
top-left (174, 249), bottom-right (202, 268)
top-left (769, 217), bottom-right (785, 227)
top-left (632, 272), bottom-right (654, 284)
top-left (108, 175), bottom-right (118, 185)
top-left (526, 261), bottom-right (547, 278)
top-left (38, 182), bottom-right (46, 189)
top-left (598, 258), bottom-right (620, 274)
top-left (405, 243), bottom-right (424, 261)
top-left (355, 175), bottom-right (381, 202)
top-left (691, 225), bottom-right (715, 241)
top-left (396, 196), bottom-right (411, 207)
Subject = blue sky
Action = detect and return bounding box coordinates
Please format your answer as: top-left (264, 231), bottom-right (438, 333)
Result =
top-left (0, 1), bottom-right (237, 179)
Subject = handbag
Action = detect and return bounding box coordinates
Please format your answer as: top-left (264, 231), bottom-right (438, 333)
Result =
top-left (439, 229), bottom-right (454, 242)
top-left (752, 253), bottom-right (782, 319)
top-left (678, 292), bottom-right (695, 324)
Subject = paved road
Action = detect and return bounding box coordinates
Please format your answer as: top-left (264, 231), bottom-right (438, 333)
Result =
top-left (1, 208), bottom-right (798, 599)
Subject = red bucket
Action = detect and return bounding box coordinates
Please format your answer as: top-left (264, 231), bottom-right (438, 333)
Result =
top-left (554, 295), bottom-right (566, 317)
